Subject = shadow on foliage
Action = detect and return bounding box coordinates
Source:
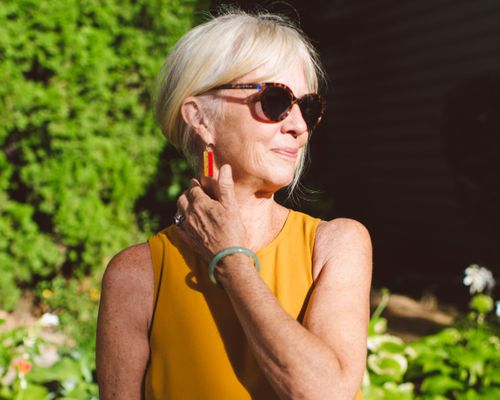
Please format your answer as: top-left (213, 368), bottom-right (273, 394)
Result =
top-left (135, 144), bottom-right (191, 234)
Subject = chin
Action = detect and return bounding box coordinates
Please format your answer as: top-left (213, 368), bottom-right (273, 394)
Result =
top-left (263, 170), bottom-right (296, 192)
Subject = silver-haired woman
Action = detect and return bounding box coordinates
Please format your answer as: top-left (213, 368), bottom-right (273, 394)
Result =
top-left (97, 10), bottom-right (371, 400)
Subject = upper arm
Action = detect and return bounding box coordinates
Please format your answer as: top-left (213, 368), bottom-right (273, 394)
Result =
top-left (305, 218), bottom-right (372, 392)
top-left (96, 242), bottom-right (155, 400)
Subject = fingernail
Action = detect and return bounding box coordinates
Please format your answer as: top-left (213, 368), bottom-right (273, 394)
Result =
top-left (221, 165), bottom-right (232, 180)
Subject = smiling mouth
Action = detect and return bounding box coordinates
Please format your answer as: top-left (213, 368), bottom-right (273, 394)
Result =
top-left (271, 148), bottom-right (299, 159)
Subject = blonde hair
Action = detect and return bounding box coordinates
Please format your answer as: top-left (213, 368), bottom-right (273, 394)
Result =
top-left (153, 8), bottom-right (325, 193)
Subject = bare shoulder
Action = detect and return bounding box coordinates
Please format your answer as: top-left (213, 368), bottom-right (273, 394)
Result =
top-left (315, 217), bottom-right (371, 246)
top-left (312, 218), bottom-right (372, 281)
top-left (104, 242), bottom-right (153, 280)
top-left (97, 243), bottom-right (154, 398)
top-left (100, 242), bottom-right (155, 330)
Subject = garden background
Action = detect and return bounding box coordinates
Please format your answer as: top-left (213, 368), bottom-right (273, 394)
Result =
top-left (0, 0), bottom-right (499, 398)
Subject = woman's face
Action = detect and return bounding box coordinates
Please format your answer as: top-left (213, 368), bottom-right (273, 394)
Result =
top-left (211, 61), bottom-right (310, 194)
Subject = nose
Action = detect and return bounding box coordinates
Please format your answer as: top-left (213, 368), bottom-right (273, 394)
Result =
top-left (280, 103), bottom-right (308, 136)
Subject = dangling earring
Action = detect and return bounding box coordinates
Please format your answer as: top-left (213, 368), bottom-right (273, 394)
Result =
top-left (203, 144), bottom-right (214, 177)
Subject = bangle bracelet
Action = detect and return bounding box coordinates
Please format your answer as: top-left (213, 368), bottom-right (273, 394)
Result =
top-left (208, 246), bottom-right (261, 286)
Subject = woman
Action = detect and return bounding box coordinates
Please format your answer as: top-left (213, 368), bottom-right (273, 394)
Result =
top-left (96, 9), bottom-right (372, 400)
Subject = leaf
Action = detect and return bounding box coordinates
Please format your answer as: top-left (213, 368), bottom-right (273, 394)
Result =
top-left (478, 386), bottom-right (500, 400)
top-left (28, 357), bottom-right (82, 383)
top-left (378, 339), bottom-right (406, 354)
top-left (362, 385), bottom-right (386, 400)
top-left (420, 375), bottom-right (463, 395)
top-left (381, 382), bottom-right (414, 400)
top-left (470, 295), bottom-right (494, 314)
top-left (420, 356), bottom-right (454, 375)
top-left (18, 383), bottom-right (49, 399)
top-left (367, 352), bottom-right (408, 381)
top-left (367, 334), bottom-right (404, 353)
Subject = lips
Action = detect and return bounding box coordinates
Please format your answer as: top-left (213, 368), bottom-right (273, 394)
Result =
top-left (271, 147), bottom-right (299, 158)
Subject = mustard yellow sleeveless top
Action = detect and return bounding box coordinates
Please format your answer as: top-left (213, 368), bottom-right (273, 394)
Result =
top-left (145, 209), bottom-right (363, 399)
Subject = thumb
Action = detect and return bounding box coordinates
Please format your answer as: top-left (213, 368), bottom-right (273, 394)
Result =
top-left (217, 164), bottom-right (236, 205)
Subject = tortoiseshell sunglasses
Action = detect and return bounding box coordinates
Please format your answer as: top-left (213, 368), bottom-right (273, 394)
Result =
top-left (213, 82), bottom-right (326, 131)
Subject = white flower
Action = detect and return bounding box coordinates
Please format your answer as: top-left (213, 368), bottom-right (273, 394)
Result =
top-left (23, 337), bottom-right (35, 348)
top-left (33, 344), bottom-right (60, 368)
top-left (38, 312), bottom-right (59, 328)
top-left (463, 264), bottom-right (496, 294)
top-left (496, 301), bottom-right (500, 317)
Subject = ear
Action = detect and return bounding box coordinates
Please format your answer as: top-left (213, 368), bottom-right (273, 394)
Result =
top-left (180, 96), bottom-right (215, 145)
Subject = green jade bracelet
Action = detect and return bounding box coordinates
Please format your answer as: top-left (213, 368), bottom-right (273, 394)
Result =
top-left (208, 246), bottom-right (261, 285)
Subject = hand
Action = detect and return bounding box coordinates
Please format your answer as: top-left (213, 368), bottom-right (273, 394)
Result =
top-left (175, 164), bottom-right (248, 262)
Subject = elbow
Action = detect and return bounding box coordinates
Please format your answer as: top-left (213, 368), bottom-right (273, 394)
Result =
top-left (289, 365), bottom-right (361, 400)
top-left (322, 364), bottom-right (363, 400)
top-left (323, 357), bottom-right (364, 400)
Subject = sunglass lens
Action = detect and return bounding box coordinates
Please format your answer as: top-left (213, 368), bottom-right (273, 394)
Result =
top-left (298, 95), bottom-right (323, 130)
top-left (260, 86), bottom-right (293, 121)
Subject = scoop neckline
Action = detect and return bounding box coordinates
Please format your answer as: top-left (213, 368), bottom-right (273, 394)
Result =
top-left (255, 208), bottom-right (294, 255)
top-left (167, 208), bottom-right (295, 256)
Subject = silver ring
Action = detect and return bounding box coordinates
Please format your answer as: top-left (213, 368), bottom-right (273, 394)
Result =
top-left (173, 212), bottom-right (185, 225)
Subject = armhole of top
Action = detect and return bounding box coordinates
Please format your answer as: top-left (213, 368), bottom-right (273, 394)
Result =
top-left (310, 217), bottom-right (322, 252)
top-left (147, 233), bottom-right (165, 338)
top-left (309, 217), bottom-right (322, 283)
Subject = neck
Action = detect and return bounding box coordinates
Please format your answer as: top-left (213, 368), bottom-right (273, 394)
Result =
top-left (234, 184), bottom-right (286, 251)
top-left (199, 174), bottom-right (287, 251)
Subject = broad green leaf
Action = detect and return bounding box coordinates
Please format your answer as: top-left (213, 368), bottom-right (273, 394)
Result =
top-left (421, 375), bottom-right (463, 395)
top-left (16, 383), bottom-right (49, 400)
top-left (368, 352), bottom-right (408, 380)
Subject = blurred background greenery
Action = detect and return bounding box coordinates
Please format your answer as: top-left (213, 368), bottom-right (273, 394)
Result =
top-left (1, 0), bottom-right (205, 346)
top-left (0, 0), bottom-right (498, 399)
top-left (0, 0), bottom-right (204, 397)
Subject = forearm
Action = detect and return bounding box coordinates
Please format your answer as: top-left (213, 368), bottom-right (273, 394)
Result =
top-left (216, 254), bottom-right (352, 400)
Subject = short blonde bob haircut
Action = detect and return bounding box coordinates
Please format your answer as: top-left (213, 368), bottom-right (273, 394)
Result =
top-left (153, 8), bottom-right (325, 193)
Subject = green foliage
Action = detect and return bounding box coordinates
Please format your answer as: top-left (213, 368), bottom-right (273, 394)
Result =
top-left (36, 276), bottom-right (101, 358)
top-left (364, 290), bottom-right (500, 399)
top-left (0, 0), bottom-right (203, 305)
top-left (470, 294), bottom-right (494, 315)
top-left (0, 315), bottom-right (98, 399)
top-left (0, 0), bottom-right (208, 394)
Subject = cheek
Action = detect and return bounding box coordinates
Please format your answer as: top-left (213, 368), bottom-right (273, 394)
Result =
top-left (215, 122), bottom-right (273, 166)
top-left (232, 139), bottom-right (269, 170)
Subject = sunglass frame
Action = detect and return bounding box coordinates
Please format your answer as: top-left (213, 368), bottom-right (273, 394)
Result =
top-left (213, 82), bottom-right (326, 131)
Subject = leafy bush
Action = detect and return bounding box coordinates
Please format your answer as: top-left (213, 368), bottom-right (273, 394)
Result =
top-left (363, 266), bottom-right (500, 400)
top-left (36, 276), bottom-right (101, 359)
top-left (0, 313), bottom-right (97, 399)
top-left (0, 0), bottom-right (205, 309)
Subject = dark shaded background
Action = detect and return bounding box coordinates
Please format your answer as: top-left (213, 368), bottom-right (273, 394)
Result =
top-left (212, 0), bottom-right (500, 309)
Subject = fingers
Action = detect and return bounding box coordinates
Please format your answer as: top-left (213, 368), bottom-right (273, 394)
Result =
top-left (176, 192), bottom-right (189, 216)
top-left (176, 178), bottom-right (211, 225)
top-left (186, 179), bottom-right (208, 203)
top-left (189, 178), bottom-right (201, 188)
top-left (216, 164), bottom-right (236, 206)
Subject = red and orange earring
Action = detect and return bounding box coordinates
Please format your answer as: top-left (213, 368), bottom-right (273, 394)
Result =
top-left (203, 144), bottom-right (214, 177)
